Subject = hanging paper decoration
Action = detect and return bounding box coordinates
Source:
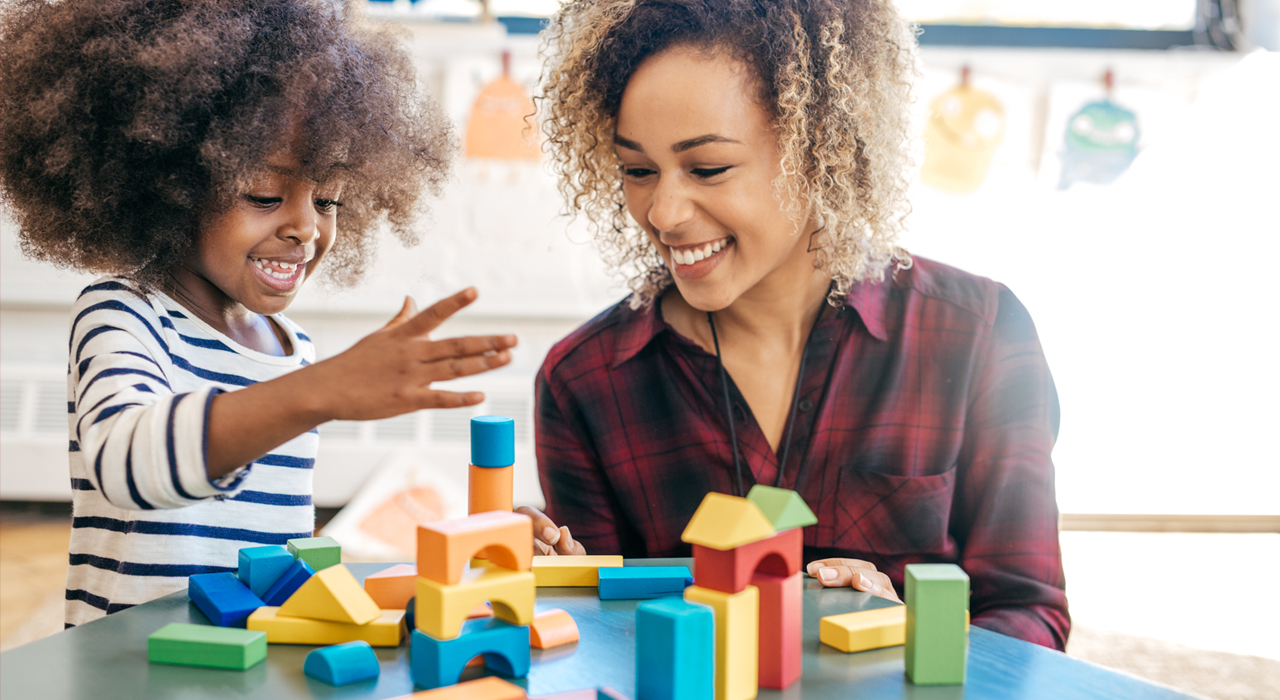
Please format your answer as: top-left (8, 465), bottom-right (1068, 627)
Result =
top-left (921, 66), bottom-right (1006, 195)
top-left (1058, 70), bottom-right (1140, 189)
top-left (464, 50), bottom-right (541, 161)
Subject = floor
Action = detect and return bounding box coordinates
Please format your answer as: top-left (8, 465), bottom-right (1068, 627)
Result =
top-left (2, 505), bottom-right (1276, 699)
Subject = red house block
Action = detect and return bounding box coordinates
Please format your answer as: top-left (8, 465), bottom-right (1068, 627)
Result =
top-left (692, 527), bottom-right (802, 594)
top-left (754, 571), bottom-right (803, 690)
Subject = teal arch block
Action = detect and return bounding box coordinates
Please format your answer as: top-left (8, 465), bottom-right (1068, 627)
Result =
top-left (409, 618), bottom-right (530, 689)
top-left (304, 641), bottom-right (380, 686)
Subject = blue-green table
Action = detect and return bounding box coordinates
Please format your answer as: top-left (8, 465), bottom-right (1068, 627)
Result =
top-left (0, 560), bottom-right (1193, 700)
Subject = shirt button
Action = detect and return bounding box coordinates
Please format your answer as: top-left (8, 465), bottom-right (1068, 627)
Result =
top-left (798, 399), bottom-right (814, 412)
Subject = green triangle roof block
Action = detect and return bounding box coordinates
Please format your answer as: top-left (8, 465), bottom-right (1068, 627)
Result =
top-left (681, 492), bottom-right (777, 550)
top-left (746, 485), bottom-right (817, 531)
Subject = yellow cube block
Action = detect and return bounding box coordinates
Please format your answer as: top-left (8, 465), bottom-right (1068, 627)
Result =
top-left (820, 605), bottom-right (905, 652)
top-left (684, 584), bottom-right (759, 700)
top-left (246, 607), bottom-right (404, 647)
top-left (415, 564), bottom-right (535, 640)
top-left (532, 555), bottom-right (624, 587)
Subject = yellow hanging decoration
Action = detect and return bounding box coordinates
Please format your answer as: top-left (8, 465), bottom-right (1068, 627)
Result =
top-left (921, 66), bottom-right (1005, 194)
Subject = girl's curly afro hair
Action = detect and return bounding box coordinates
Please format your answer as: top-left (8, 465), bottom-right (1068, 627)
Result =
top-left (539, 0), bottom-right (916, 307)
top-left (0, 0), bottom-right (453, 288)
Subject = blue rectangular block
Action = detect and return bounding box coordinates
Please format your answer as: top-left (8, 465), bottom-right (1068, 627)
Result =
top-left (188, 572), bottom-right (264, 628)
top-left (637, 598), bottom-right (714, 700)
top-left (261, 559), bottom-right (315, 607)
top-left (597, 566), bottom-right (693, 600)
top-left (238, 546), bottom-right (294, 598)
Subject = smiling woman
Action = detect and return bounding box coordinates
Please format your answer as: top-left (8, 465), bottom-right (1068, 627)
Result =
top-left (526, 0), bottom-right (1071, 653)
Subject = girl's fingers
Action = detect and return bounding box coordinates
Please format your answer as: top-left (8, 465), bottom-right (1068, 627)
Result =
top-left (419, 335), bottom-right (518, 362)
top-left (420, 350), bottom-right (512, 383)
top-left (413, 389), bottom-right (486, 410)
top-left (399, 288), bottom-right (478, 337)
top-left (382, 296), bottom-right (419, 330)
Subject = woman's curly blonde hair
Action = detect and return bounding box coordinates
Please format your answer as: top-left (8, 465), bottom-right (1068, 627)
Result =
top-left (538, 0), bottom-right (916, 307)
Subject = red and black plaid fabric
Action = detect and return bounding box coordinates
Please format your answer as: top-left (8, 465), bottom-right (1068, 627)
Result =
top-left (535, 256), bottom-right (1069, 650)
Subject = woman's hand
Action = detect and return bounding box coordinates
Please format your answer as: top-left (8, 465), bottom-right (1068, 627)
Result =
top-left (806, 557), bottom-right (902, 603)
top-left (515, 505), bottom-right (586, 556)
top-left (306, 288), bottom-right (518, 422)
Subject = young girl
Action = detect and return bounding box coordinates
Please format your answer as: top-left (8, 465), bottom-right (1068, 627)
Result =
top-left (0, 0), bottom-right (517, 627)
top-left (524, 0), bottom-right (1070, 650)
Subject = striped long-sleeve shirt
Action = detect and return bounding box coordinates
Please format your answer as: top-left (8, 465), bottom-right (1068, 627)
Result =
top-left (65, 278), bottom-right (318, 627)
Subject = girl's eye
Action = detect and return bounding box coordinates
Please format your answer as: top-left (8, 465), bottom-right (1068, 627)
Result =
top-left (243, 195), bottom-right (280, 208)
top-left (314, 199), bottom-right (343, 212)
top-left (622, 167), bottom-right (656, 179)
top-left (691, 166), bottom-right (731, 179)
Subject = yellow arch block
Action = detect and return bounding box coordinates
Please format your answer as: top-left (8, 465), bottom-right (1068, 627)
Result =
top-left (685, 584), bottom-right (759, 700)
top-left (414, 565), bottom-right (535, 640)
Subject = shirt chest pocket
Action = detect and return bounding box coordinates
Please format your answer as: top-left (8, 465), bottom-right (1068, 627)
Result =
top-left (829, 463), bottom-right (957, 556)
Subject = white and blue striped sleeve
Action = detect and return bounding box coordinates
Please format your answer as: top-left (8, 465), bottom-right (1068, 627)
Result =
top-left (70, 284), bottom-right (247, 509)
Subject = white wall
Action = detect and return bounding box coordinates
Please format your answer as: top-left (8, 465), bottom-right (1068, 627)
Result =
top-left (2, 19), bottom-right (1276, 515)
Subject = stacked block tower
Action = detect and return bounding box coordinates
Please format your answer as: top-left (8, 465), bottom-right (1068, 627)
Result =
top-left (678, 486), bottom-right (817, 700)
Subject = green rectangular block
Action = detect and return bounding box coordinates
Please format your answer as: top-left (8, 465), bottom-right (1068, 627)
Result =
top-left (287, 536), bottom-right (341, 571)
top-left (148, 623), bottom-right (267, 670)
top-left (904, 563), bottom-right (969, 685)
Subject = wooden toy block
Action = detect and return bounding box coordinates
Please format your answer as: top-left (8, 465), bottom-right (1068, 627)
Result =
top-left (409, 618), bottom-right (531, 689)
top-left (684, 584), bottom-right (758, 700)
top-left (414, 564), bottom-right (536, 639)
top-left (364, 563), bottom-right (417, 609)
top-left (392, 676), bottom-right (527, 700)
top-left (247, 607), bottom-right (405, 647)
top-left (752, 572), bottom-right (802, 690)
top-left (279, 564), bottom-right (380, 625)
top-left (417, 511), bottom-right (533, 585)
top-left (635, 597), bottom-right (714, 700)
top-left (238, 545), bottom-right (295, 598)
top-left (531, 690), bottom-right (629, 700)
top-left (529, 608), bottom-right (579, 649)
top-left (471, 415), bottom-right (515, 468)
top-left (188, 572), bottom-right (264, 628)
top-left (407, 596), bottom-right (488, 630)
top-left (819, 605), bottom-right (905, 652)
top-left (304, 641), bottom-right (381, 686)
top-left (469, 464), bottom-right (514, 514)
top-left (744, 485), bottom-right (817, 531)
top-left (680, 493), bottom-right (775, 551)
top-left (287, 536), bottom-right (342, 571)
top-left (692, 527), bottom-right (801, 594)
top-left (598, 690), bottom-right (631, 700)
top-left (148, 623), bottom-right (267, 670)
top-left (532, 555), bottom-right (624, 587)
top-left (406, 597), bottom-right (415, 630)
top-left (904, 563), bottom-right (969, 685)
top-left (597, 566), bottom-right (693, 600)
top-left (262, 559), bottom-right (315, 606)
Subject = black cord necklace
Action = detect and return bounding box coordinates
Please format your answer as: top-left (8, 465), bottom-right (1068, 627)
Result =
top-left (707, 301), bottom-right (827, 496)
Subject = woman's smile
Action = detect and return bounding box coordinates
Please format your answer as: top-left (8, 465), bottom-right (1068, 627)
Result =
top-left (666, 236), bottom-right (734, 280)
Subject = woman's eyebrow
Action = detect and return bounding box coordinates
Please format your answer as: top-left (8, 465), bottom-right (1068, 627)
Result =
top-left (613, 133), bottom-right (743, 154)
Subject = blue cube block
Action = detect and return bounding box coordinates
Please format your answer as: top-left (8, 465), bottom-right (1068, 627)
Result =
top-left (304, 641), bottom-right (381, 686)
top-left (261, 559), bottom-right (315, 607)
top-left (409, 618), bottom-right (530, 689)
top-left (471, 415), bottom-right (514, 468)
top-left (597, 566), bottom-right (693, 600)
top-left (637, 598), bottom-right (714, 700)
top-left (188, 572), bottom-right (264, 628)
top-left (238, 546), bottom-right (294, 598)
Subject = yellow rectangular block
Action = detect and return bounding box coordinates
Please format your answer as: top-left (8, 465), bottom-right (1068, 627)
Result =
top-left (246, 607), bottom-right (404, 647)
top-left (820, 605), bottom-right (905, 652)
top-left (532, 555), bottom-right (624, 587)
top-left (415, 565), bottom-right (536, 640)
top-left (685, 584), bottom-right (759, 700)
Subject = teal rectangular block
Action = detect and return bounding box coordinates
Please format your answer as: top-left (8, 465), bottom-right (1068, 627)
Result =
top-left (238, 546), bottom-right (294, 598)
top-left (905, 563), bottom-right (969, 685)
top-left (636, 598), bottom-right (714, 700)
top-left (287, 536), bottom-right (341, 571)
top-left (147, 623), bottom-right (267, 670)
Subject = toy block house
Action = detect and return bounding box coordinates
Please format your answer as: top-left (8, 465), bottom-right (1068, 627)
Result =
top-left (681, 487), bottom-right (816, 698)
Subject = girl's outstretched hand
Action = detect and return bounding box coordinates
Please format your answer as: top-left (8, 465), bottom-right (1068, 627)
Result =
top-left (308, 288), bottom-right (517, 421)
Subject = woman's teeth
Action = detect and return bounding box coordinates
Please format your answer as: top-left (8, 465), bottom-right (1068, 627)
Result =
top-left (252, 258), bottom-right (302, 280)
top-left (671, 239), bottom-right (727, 266)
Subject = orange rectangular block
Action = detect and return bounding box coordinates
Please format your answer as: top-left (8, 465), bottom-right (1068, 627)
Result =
top-left (394, 676), bottom-right (526, 700)
top-left (364, 563), bottom-right (417, 610)
top-left (417, 511), bottom-right (532, 585)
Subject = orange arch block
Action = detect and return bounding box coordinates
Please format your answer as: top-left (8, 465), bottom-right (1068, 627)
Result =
top-left (417, 511), bottom-right (533, 585)
top-left (529, 608), bottom-right (579, 649)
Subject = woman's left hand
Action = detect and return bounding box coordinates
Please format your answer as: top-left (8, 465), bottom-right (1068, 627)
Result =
top-left (806, 558), bottom-right (902, 603)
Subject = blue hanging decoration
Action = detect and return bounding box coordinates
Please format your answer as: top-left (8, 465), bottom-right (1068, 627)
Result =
top-left (1059, 70), bottom-right (1140, 189)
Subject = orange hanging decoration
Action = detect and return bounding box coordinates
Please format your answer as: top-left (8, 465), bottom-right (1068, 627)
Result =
top-left (463, 51), bottom-right (541, 161)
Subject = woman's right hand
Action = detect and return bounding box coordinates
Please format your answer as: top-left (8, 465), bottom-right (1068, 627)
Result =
top-left (515, 505), bottom-right (586, 556)
top-left (305, 288), bottom-right (517, 422)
